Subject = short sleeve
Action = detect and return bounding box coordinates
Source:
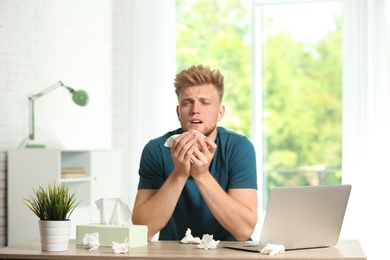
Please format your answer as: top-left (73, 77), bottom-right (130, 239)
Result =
top-left (137, 140), bottom-right (165, 189)
top-left (227, 136), bottom-right (257, 189)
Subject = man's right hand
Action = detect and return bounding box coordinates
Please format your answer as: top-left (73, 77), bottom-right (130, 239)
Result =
top-left (170, 131), bottom-right (200, 177)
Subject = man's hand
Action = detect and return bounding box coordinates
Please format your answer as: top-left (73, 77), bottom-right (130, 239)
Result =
top-left (171, 131), bottom-right (198, 177)
top-left (189, 136), bottom-right (216, 178)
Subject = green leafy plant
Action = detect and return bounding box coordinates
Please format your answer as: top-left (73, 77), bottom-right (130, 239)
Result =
top-left (23, 182), bottom-right (80, 220)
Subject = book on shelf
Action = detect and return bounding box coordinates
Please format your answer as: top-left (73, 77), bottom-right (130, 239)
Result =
top-left (61, 168), bottom-right (87, 178)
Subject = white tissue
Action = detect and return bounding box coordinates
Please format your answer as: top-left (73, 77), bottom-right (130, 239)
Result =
top-left (82, 232), bottom-right (100, 251)
top-left (95, 198), bottom-right (132, 225)
top-left (164, 134), bottom-right (180, 147)
top-left (197, 234), bottom-right (220, 250)
top-left (180, 228), bottom-right (201, 244)
top-left (112, 238), bottom-right (132, 254)
top-left (164, 130), bottom-right (206, 148)
top-left (260, 243), bottom-right (285, 256)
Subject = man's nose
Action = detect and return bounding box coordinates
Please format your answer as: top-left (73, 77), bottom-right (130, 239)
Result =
top-left (191, 101), bottom-right (200, 114)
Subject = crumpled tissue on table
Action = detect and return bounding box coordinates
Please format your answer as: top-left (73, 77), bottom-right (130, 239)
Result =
top-left (260, 243), bottom-right (285, 256)
top-left (83, 232), bottom-right (100, 251)
top-left (83, 232), bottom-right (132, 254)
top-left (180, 228), bottom-right (201, 244)
top-left (180, 228), bottom-right (219, 250)
top-left (164, 130), bottom-right (206, 148)
top-left (197, 234), bottom-right (220, 250)
top-left (112, 238), bottom-right (132, 254)
top-left (94, 198), bottom-right (132, 225)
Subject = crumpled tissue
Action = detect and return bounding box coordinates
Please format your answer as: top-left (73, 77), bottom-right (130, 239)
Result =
top-left (83, 232), bottom-right (100, 251)
top-left (180, 228), bottom-right (201, 244)
top-left (164, 130), bottom-right (206, 148)
top-left (180, 229), bottom-right (219, 250)
top-left (95, 198), bottom-right (132, 225)
top-left (197, 234), bottom-right (220, 250)
top-left (260, 243), bottom-right (285, 256)
top-left (112, 238), bottom-right (132, 254)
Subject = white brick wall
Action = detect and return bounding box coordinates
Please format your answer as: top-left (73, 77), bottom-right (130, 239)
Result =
top-left (1, 0), bottom-right (176, 247)
top-left (0, 0), bottom-right (131, 247)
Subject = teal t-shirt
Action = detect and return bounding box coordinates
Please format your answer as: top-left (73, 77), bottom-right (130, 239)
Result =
top-left (137, 127), bottom-right (257, 241)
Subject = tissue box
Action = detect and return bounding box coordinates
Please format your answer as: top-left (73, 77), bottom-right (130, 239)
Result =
top-left (76, 224), bottom-right (148, 247)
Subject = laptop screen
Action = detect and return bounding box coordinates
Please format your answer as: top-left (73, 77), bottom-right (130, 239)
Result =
top-left (258, 184), bottom-right (351, 250)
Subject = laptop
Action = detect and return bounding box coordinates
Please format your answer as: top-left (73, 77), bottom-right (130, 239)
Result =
top-left (226, 184), bottom-right (351, 252)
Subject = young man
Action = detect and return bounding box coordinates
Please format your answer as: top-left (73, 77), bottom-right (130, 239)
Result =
top-left (132, 65), bottom-right (258, 241)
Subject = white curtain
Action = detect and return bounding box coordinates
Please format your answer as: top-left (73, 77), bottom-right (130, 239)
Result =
top-left (125, 0), bottom-right (177, 212)
top-left (341, 1), bottom-right (390, 259)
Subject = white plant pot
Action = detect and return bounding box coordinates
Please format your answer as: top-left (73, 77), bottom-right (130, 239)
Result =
top-left (38, 220), bottom-right (71, 251)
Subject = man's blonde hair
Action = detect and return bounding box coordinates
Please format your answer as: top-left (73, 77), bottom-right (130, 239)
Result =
top-left (174, 65), bottom-right (224, 102)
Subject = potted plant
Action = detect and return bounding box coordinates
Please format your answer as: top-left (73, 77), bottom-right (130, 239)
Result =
top-left (23, 181), bottom-right (80, 251)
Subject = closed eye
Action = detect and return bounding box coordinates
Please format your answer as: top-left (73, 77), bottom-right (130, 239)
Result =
top-left (199, 98), bottom-right (211, 105)
top-left (180, 97), bottom-right (194, 105)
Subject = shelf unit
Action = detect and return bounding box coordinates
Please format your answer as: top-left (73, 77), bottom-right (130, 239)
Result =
top-left (7, 149), bottom-right (122, 246)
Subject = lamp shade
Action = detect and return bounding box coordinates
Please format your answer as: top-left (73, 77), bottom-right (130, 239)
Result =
top-left (72, 90), bottom-right (89, 106)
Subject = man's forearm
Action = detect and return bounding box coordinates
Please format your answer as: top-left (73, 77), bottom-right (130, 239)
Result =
top-left (194, 173), bottom-right (258, 241)
top-left (132, 172), bottom-right (188, 240)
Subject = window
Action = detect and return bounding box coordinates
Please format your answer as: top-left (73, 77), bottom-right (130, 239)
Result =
top-left (176, 0), bottom-right (343, 209)
top-left (253, 0), bottom-right (343, 207)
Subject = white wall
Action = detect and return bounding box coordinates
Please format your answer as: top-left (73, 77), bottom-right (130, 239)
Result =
top-left (0, 1), bottom-right (120, 145)
top-left (0, 0), bottom-right (123, 246)
top-left (0, 0), bottom-right (177, 247)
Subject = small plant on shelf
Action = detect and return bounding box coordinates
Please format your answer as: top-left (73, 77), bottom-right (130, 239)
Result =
top-left (23, 181), bottom-right (80, 220)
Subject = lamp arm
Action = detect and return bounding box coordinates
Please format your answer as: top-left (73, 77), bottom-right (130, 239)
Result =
top-left (28, 98), bottom-right (35, 141)
top-left (28, 81), bottom-right (65, 101)
top-left (27, 81), bottom-right (71, 142)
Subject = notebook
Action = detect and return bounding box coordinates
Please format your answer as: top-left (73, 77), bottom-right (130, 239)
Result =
top-left (226, 184), bottom-right (351, 252)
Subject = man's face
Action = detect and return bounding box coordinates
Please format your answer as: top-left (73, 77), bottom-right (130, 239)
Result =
top-left (176, 84), bottom-right (225, 137)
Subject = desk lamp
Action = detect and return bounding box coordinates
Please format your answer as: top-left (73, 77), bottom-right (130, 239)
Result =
top-left (20, 81), bottom-right (89, 148)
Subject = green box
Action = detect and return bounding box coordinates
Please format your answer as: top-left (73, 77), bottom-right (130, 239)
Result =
top-left (76, 224), bottom-right (148, 247)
